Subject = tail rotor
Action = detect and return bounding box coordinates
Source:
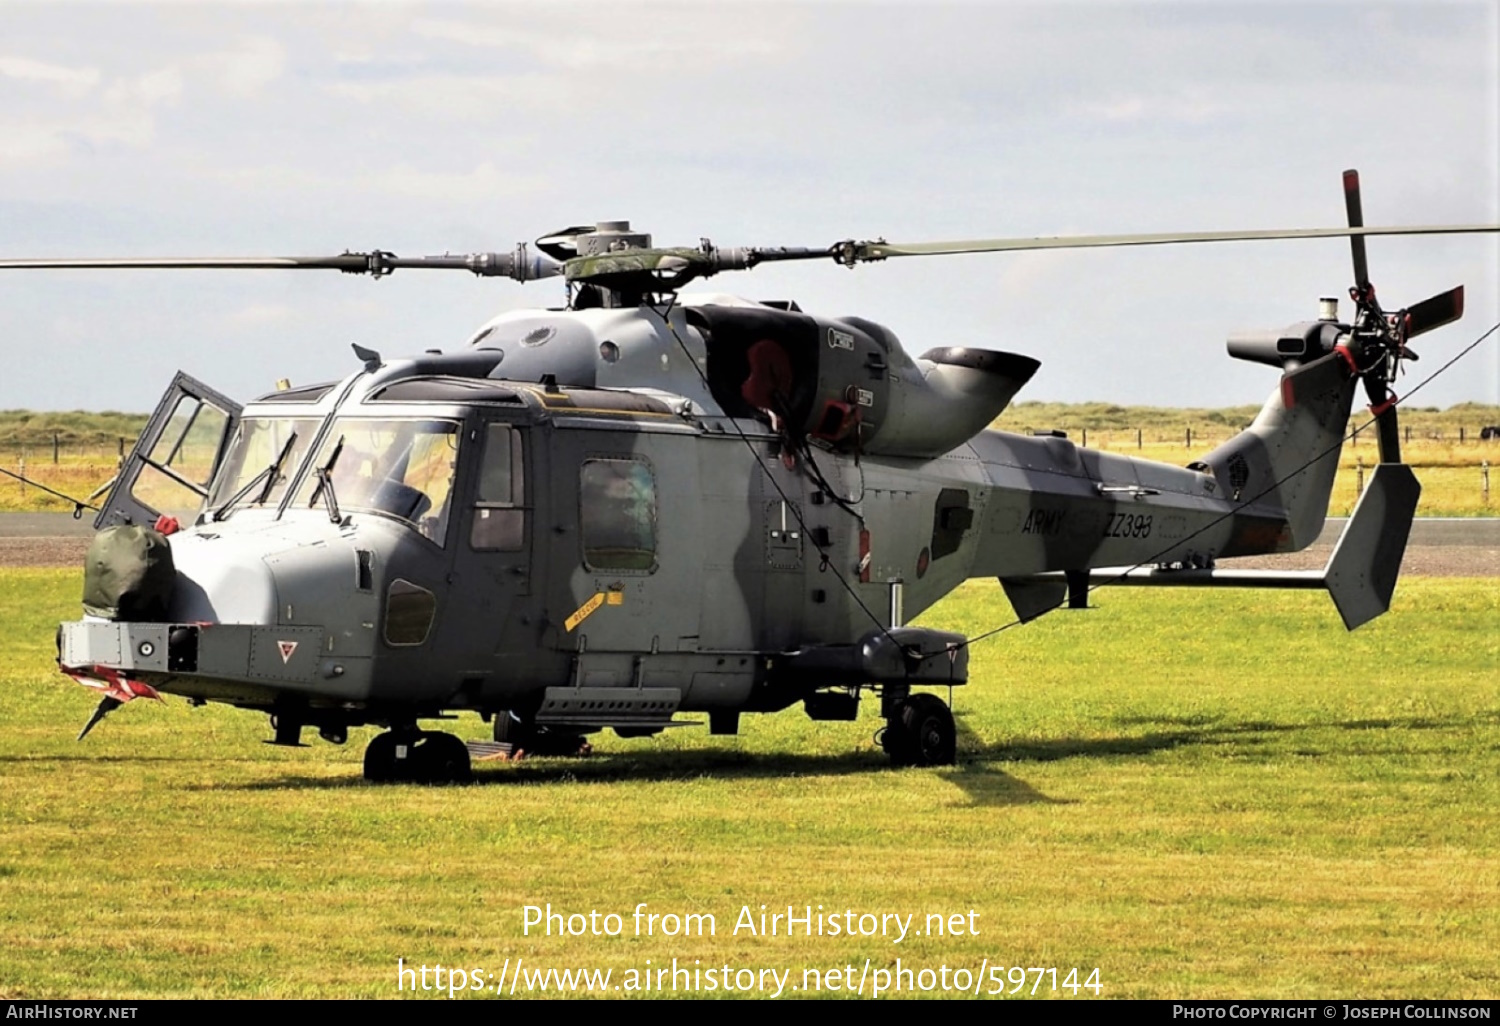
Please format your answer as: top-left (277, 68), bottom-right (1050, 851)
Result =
top-left (1338, 169), bottom-right (1466, 464)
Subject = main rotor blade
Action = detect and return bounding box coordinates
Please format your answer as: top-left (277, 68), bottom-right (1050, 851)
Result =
top-left (849, 223), bottom-right (1500, 262)
top-left (0, 255), bottom-right (369, 271)
top-left (1344, 169), bottom-right (1370, 289)
top-left (0, 251), bottom-right (563, 280)
top-left (1404, 285), bottom-right (1465, 338)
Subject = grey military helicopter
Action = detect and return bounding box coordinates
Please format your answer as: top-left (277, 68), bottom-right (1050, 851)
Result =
top-left (6, 170), bottom-right (1497, 783)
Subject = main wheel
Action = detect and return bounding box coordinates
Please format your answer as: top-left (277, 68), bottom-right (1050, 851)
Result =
top-left (882, 693), bottom-right (957, 768)
top-left (411, 731), bottom-right (473, 784)
top-left (363, 731), bottom-right (398, 782)
top-left (364, 730), bottom-right (472, 783)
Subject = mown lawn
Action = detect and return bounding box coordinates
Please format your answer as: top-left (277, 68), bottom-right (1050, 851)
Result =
top-left (0, 569), bottom-right (1495, 999)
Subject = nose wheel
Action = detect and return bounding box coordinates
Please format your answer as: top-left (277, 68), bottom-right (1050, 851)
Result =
top-left (492, 710), bottom-right (593, 757)
top-left (364, 729), bottom-right (472, 784)
top-left (881, 693), bottom-right (957, 767)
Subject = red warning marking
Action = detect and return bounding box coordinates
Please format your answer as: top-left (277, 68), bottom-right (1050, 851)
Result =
top-left (278, 641), bottom-right (298, 664)
top-left (63, 665), bottom-right (162, 704)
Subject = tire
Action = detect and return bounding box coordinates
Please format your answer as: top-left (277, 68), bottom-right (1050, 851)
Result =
top-left (363, 731), bottom-right (398, 782)
top-left (497, 712), bottom-right (591, 756)
top-left (493, 711), bottom-right (524, 745)
top-left (883, 693), bottom-right (956, 767)
top-left (365, 730), bottom-right (471, 784)
top-left (414, 732), bottom-right (472, 784)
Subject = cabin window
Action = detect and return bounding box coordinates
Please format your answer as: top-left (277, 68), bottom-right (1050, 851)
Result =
top-left (470, 423), bottom-right (525, 551)
top-left (579, 458), bottom-right (657, 572)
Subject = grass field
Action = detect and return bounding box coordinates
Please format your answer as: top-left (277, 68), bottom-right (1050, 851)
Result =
top-left (1, 569), bottom-right (1495, 999)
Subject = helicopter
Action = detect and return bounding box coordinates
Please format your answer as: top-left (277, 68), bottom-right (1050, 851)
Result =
top-left (6, 169), bottom-right (1497, 783)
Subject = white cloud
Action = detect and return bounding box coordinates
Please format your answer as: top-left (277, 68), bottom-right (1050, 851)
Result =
top-left (202, 35), bottom-right (286, 98)
top-left (328, 70), bottom-right (564, 119)
top-left (210, 158), bottom-right (547, 205)
top-left (102, 66), bottom-right (184, 108)
top-left (0, 62), bottom-right (182, 168)
top-left (408, 11), bottom-right (787, 71)
top-left (0, 56), bottom-right (101, 94)
top-left (225, 303), bottom-right (295, 327)
top-left (1068, 91), bottom-right (1227, 125)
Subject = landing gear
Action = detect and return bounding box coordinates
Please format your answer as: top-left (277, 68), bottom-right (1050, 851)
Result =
top-left (363, 730), bottom-right (472, 784)
top-left (882, 692), bottom-right (956, 767)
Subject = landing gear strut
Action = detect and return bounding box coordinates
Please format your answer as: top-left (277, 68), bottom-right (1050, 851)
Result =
top-left (363, 729), bottom-right (472, 784)
top-left (881, 692), bottom-right (957, 767)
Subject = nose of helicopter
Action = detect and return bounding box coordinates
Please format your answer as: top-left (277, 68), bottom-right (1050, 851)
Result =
top-left (62, 520), bottom-right (386, 710)
top-left (165, 531), bottom-right (279, 625)
top-left (164, 523), bottom-right (385, 640)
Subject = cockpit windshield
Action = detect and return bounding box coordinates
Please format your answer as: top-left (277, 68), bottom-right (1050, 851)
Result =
top-left (208, 417), bottom-right (321, 515)
top-left (293, 418), bottom-right (461, 544)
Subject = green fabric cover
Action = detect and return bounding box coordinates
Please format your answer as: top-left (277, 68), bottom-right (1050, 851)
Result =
top-left (82, 525), bottom-right (176, 621)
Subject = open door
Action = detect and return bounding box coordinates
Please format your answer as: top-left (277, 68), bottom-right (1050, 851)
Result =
top-left (96, 372), bottom-right (241, 530)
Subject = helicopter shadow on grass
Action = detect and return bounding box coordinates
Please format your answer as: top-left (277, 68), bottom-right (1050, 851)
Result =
top-left (945, 709), bottom-right (1499, 805)
top-left (192, 738), bottom-right (1087, 806)
top-left (184, 708), bottom-right (1496, 799)
top-left (195, 742), bottom-right (1058, 805)
top-left (200, 746), bottom-right (955, 791)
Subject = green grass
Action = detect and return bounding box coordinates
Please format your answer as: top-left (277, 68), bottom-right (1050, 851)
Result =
top-left (0, 410), bottom-right (148, 449)
top-left (0, 570), bottom-right (1496, 999)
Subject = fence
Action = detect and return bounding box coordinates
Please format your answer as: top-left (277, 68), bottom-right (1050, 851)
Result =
top-left (5, 428), bottom-right (1499, 510)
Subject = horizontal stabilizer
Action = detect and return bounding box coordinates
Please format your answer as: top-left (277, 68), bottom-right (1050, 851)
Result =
top-left (1021, 567), bottom-right (1326, 590)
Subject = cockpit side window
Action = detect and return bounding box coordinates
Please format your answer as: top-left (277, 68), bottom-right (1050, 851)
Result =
top-left (127, 394), bottom-right (232, 520)
top-left (470, 423), bottom-right (525, 551)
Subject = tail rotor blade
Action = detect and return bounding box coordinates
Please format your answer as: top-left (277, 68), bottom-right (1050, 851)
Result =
top-left (1362, 374), bottom-right (1402, 464)
top-left (1404, 285), bottom-right (1465, 338)
top-left (1343, 168), bottom-right (1370, 289)
top-left (1373, 408), bottom-right (1402, 464)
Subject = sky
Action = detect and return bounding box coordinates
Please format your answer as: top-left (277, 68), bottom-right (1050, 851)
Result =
top-left (1, 0), bottom-right (1497, 413)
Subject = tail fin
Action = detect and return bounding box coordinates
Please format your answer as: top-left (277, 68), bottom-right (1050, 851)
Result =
top-left (1198, 352), bottom-right (1357, 552)
top-left (1324, 462), bottom-right (1420, 629)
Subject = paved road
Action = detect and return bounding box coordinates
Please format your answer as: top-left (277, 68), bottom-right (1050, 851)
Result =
top-left (0, 513), bottom-right (99, 537)
top-left (1316, 518), bottom-right (1500, 546)
top-left (6, 512), bottom-right (1497, 543)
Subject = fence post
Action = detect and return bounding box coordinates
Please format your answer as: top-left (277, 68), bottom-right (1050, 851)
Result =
top-left (1484, 461), bottom-right (1491, 504)
top-left (53, 431), bottom-right (60, 464)
top-left (1356, 456), bottom-right (1365, 497)
top-left (1185, 427), bottom-right (1192, 448)
top-left (117, 437), bottom-right (126, 468)
top-left (1081, 427), bottom-right (1087, 448)
top-left (1136, 428), bottom-right (1142, 449)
